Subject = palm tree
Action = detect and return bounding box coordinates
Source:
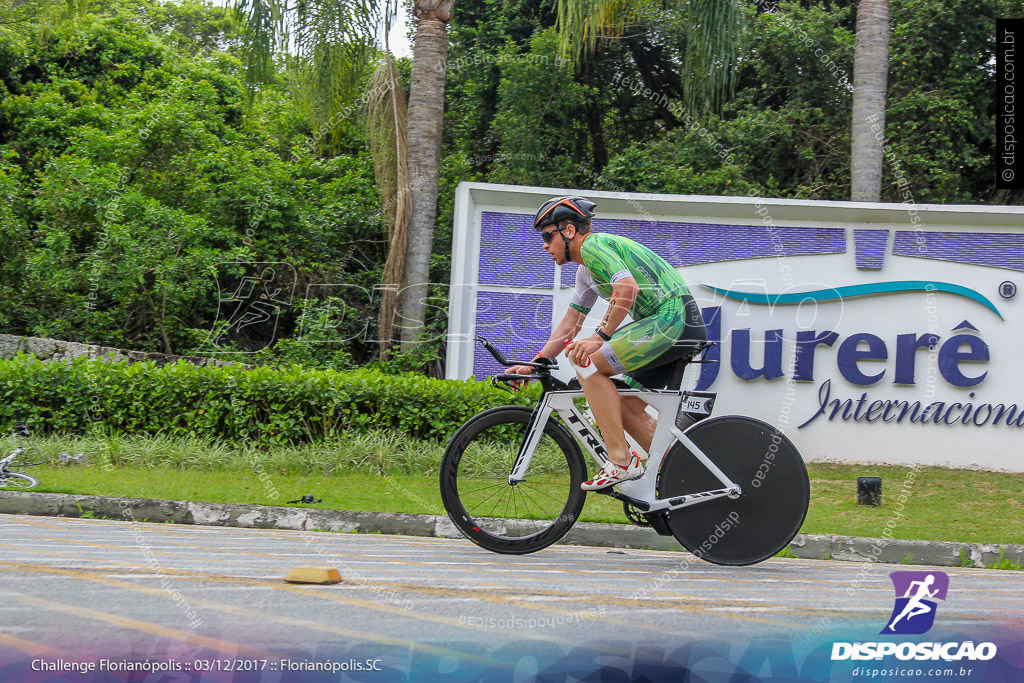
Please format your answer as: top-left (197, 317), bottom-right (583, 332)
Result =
top-left (235, 0), bottom-right (451, 354)
top-left (562, 0), bottom-right (893, 204)
top-left (555, 0), bottom-right (745, 117)
top-left (399, 0), bottom-right (453, 352)
top-left (850, 0), bottom-right (890, 202)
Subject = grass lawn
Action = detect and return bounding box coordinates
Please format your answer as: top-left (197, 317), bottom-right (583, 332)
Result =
top-left (21, 460), bottom-right (1024, 546)
top-left (804, 462), bottom-right (1023, 545)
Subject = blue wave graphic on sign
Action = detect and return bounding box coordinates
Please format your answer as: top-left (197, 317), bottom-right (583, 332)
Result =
top-left (702, 281), bottom-right (1003, 320)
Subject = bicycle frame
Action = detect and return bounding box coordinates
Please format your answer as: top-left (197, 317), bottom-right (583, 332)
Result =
top-left (0, 452), bottom-right (18, 471)
top-left (509, 387), bottom-right (741, 513)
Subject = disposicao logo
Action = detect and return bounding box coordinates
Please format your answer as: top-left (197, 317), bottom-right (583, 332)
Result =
top-left (882, 570), bottom-right (949, 635)
top-left (831, 571), bottom-right (998, 662)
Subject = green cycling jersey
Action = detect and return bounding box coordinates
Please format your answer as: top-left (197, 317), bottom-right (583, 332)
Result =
top-left (569, 233), bottom-right (691, 317)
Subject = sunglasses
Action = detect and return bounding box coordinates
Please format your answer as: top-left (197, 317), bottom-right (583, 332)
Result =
top-left (541, 226), bottom-right (565, 244)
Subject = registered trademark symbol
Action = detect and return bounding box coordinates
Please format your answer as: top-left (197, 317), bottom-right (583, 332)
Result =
top-left (998, 281), bottom-right (1016, 300)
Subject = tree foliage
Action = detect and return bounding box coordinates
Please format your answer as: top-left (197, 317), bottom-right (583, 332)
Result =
top-left (443, 0), bottom-right (1020, 203)
top-left (0, 0), bottom-right (1019, 373)
top-left (0, 1), bottom-right (387, 363)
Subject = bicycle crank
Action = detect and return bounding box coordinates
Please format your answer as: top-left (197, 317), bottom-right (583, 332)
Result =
top-left (623, 502), bottom-right (651, 527)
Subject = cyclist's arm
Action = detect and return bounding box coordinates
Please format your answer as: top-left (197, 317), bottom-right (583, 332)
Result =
top-left (508, 308), bottom-right (586, 384)
top-left (538, 307), bottom-right (587, 358)
top-left (595, 277), bottom-right (638, 338)
top-left (513, 267), bottom-right (594, 370)
top-left (518, 277), bottom-right (638, 365)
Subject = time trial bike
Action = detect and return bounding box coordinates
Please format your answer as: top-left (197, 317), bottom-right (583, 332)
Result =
top-left (439, 336), bottom-right (809, 565)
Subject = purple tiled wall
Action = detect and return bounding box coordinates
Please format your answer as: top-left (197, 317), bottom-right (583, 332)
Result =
top-left (854, 229), bottom-right (890, 269)
top-left (473, 291), bottom-right (552, 379)
top-left (479, 212), bottom-right (847, 292)
top-left (479, 212), bottom-right (557, 288)
top-left (597, 218), bottom-right (847, 264)
top-left (893, 231), bottom-right (1024, 271)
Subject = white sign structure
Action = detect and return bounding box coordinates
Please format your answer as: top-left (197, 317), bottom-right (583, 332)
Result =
top-left (446, 182), bottom-right (1024, 472)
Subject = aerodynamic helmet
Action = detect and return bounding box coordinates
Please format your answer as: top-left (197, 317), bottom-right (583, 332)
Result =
top-left (533, 196), bottom-right (597, 231)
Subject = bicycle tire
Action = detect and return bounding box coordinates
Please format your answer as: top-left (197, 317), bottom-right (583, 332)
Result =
top-left (0, 472), bottom-right (40, 490)
top-left (440, 406), bottom-right (587, 554)
top-left (657, 415), bottom-right (809, 566)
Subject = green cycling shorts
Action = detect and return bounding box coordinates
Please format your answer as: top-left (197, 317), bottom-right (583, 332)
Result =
top-left (600, 295), bottom-right (707, 390)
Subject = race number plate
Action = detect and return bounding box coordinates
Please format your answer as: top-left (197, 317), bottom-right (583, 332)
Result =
top-left (681, 394), bottom-right (714, 415)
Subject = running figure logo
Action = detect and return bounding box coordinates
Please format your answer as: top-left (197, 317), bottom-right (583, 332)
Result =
top-left (881, 571), bottom-right (949, 635)
top-left (204, 262), bottom-right (296, 352)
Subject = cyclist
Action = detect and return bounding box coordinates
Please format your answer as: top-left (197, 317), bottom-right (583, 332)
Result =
top-left (510, 196), bottom-right (707, 491)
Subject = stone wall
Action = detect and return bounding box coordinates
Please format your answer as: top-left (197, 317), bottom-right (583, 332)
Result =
top-left (0, 334), bottom-right (236, 367)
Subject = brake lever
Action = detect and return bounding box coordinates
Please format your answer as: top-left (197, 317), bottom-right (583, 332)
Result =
top-left (492, 378), bottom-right (516, 395)
top-left (492, 373), bottom-right (541, 394)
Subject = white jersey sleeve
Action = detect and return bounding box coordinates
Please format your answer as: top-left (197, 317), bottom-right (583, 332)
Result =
top-left (569, 266), bottom-right (599, 314)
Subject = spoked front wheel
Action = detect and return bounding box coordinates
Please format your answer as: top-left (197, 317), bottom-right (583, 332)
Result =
top-left (0, 472), bottom-right (40, 490)
top-left (440, 406), bottom-right (587, 554)
top-left (657, 415), bottom-right (809, 566)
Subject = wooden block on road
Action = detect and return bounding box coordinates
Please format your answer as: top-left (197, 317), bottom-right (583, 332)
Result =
top-left (284, 565), bottom-right (342, 584)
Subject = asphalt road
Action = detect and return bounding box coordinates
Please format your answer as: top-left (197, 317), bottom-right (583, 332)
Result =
top-left (0, 514), bottom-right (1021, 681)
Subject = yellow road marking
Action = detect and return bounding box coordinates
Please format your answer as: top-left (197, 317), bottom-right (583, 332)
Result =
top-left (5, 516), bottom-right (1019, 625)
top-left (0, 541), bottom-right (800, 636)
top-left (9, 523), bottom-right (1019, 627)
top-left (6, 518), bottom-right (1022, 610)
top-left (0, 561), bottom-right (547, 665)
top-left (0, 587), bottom-right (270, 658)
top-left (0, 542), bottom-right (746, 649)
top-left (0, 515), bottom-right (921, 588)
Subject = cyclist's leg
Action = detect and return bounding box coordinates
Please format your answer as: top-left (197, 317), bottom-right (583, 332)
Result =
top-left (577, 364), bottom-right (648, 491)
top-left (578, 297), bottom-right (704, 481)
top-left (621, 396), bottom-right (655, 453)
top-left (578, 305), bottom-right (684, 467)
top-left (576, 355), bottom-right (632, 467)
top-left (603, 297), bottom-right (707, 450)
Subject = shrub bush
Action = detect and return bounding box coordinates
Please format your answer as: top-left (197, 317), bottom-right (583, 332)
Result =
top-left (0, 354), bottom-right (533, 444)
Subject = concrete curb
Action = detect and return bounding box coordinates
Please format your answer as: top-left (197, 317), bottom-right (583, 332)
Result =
top-left (1, 491), bottom-right (1021, 569)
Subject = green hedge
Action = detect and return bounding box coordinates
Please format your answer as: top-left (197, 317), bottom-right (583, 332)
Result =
top-left (0, 355), bottom-right (533, 444)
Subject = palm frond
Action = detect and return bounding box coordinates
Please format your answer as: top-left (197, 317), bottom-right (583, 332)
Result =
top-left (555, 0), bottom-right (653, 64)
top-left (682, 0), bottom-right (746, 116)
top-left (235, 0), bottom-right (289, 94)
top-left (364, 56), bottom-right (410, 355)
top-left (555, 0), bottom-right (745, 114)
top-left (235, 0), bottom-right (385, 115)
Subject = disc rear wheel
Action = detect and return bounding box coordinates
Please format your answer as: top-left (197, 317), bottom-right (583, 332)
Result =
top-left (657, 415), bottom-right (809, 565)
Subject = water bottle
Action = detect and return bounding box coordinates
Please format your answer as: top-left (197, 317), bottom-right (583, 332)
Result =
top-left (565, 340), bottom-right (598, 379)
